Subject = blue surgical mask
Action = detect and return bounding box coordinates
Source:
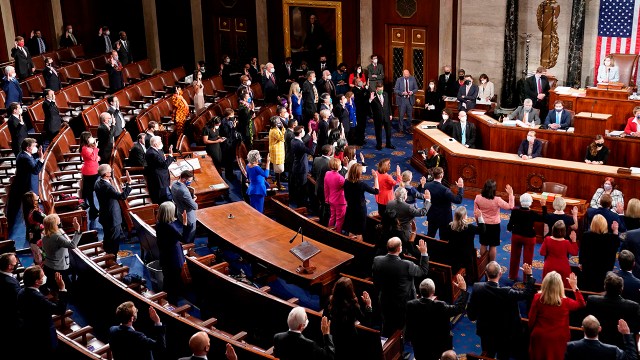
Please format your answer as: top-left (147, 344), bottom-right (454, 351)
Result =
top-left (247, 97), bottom-right (252, 103)
top-left (185, 180), bottom-right (192, 186)
top-left (329, 98), bottom-right (332, 104)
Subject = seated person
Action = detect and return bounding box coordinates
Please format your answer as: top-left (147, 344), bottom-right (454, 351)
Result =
top-left (590, 176), bottom-right (624, 212)
top-left (624, 106), bottom-right (640, 136)
top-left (437, 108), bottom-right (454, 137)
top-left (508, 98), bottom-right (540, 127)
top-left (456, 75), bottom-right (478, 111)
top-left (517, 130), bottom-right (542, 160)
top-left (597, 55), bottom-right (620, 83)
top-left (585, 135), bottom-right (609, 165)
top-left (421, 144), bottom-right (447, 176)
top-left (452, 110), bottom-right (476, 148)
top-left (543, 100), bottom-right (571, 130)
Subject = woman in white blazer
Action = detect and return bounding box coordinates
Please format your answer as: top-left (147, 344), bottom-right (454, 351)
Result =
top-left (597, 55), bottom-right (620, 83)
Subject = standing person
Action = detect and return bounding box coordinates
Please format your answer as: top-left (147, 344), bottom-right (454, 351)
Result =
top-left (0, 253), bottom-right (21, 349)
top-left (23, 192), bottom-right (46, 265)
top-left (507, 193), bottom-right (544, 281)
top-left (273, 307), bottom-right (335, 360)
top-left (394, 69), bottom-right (418, 133)
top-left (109, 302), bottom-right (166, 360)
top-left (477, 74), bottom-right (495, 102)
top-left (43, 58), bottom-right (61, 91)
top-left (344, 164), bottom-right (379, 240)
top-left (333, 94), bottom-right (351, 138)
top-left (80, 131), bottom-right (100, 221)
top-left (171, 86), bottom-right (189, 138)
top-left (269, 116), bottom-right (286, 190)
top-left (41, 215), bottom-right (81, 292)
top-left (324, 158), bottom-right (347, 234)
top-left (441, 206), bottom-right (485, 281)
top-left (107, 95), bottom-right (126, 139)
top-left (2, 67), bottom-right (23, 111)
top-left (616, 250), bottom-right (640, 304)
top-left (423, 167), bottom-right (463, 238)
top-left (156, 201), bottom-right (187, 300)
top-left (145, 136), bottom-right (175, 204)
top-left (540, 221), bottom-right (578, 287)
top-left (565, 316), bottom-right (638, 360)
top-left (369, 83), bottom-right (394, 150)
top-left (474, 179), bottom-right (515, 261)
top-left (424, 79), bottom-right (442, 120)
top-left (579, 214), bottom-right (620, 292)
top-left (97, 26), bottom-right (113, 54)
top-left (542, 196), bottom-right (579, 237)
top-left (467, 262), bottom-right (536, 359)
top-left (525, 66), bottom-right (551, 121)
top-left (348, 64), bottom-right (366, 88)
top-left (437, 65), bottom-right (458, 98)
top-left (237, 91), bottom-right (255, 149)
top-left (97, 112), bottom-right (115, 165)
top-left (262, 62), bottom-right (279, 104)
top-left (374, 159), bottom-right (400, 216)
top-left (219, 110), bottom-right (239, 181)
top-left (384, 187), bottom-right (431, 258)
top-left (192, 70), bottom-right (205, 113)
top-left (95, 165), bottom-right (132, 255)
top-left (202, 117), bottom-right (224, 172)
top-left (301, 71), bottom-right (319, 127)
top-left (115, 31), bottom-right (132, 65)
top-left (372, 237), bottom-right (429, 336)
top-left (352, 80), bottom-right (370, 146)
top-left (332, 63), bottom-right (349, 96)
top-left (288, 82), bottom-right (303, 124)
top-left (245, 150), bottom-right (270, 213)
top-left (290, 126), bottom-right (317, 207)
top-left (344, 91), bottom-right (357, 141)
top-left (311, 144), bottom-right (333, 224)
top-left (7, 138), bottom-right (44, 232)
top-left (42, 89), bottom-right (63, 146)
top-left (170, 170), bottom-right (198, 244)
top-left (59, 24), bottom-right (77, 48)
top-left (106, 50), bottom-right (124, 93)
top-left (528, 272), bottom-right (586, 360)
top-left (7, 102), bottom-right (28, 156)
top-left (365, 54), bottom-right (384, 89)
top-left (11, 36), bottom-right (34, 79)
top-left (456, 75), bottom-right (478, 111)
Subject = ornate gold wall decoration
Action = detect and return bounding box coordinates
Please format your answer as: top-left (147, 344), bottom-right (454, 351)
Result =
top-left (537, 0), bottom-right (560, 69)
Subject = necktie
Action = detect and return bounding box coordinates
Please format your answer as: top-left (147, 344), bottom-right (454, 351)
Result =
top-left (105, 37), bottom-right (112, 52)
top-left (556, 112), bottom-right (560, 124)
top-left (461, 124), bottom-right (466, 144)
top-left (445, 75), bottom-right (449, 81)
top-left (20, 47), bottom-right (27, 56)
top-left (38, 38), bottom-right (45, 53)
top-left (466, 85), bottom-right (470, 96)
top-left (122, 41), bottom-right (127, 50)
top-left (537, 77), bottom-right (542, 94)
top-left (70, 34), bottom-right (77, 45)
top-left (379, 95), bottom-right (383, 106)
top-left (405, 79), bottom-right (408, 94)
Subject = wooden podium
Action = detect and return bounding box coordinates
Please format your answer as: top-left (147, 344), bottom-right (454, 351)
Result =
top-left (573, 112), bottom-right (612, 135)
top-left (290, 241), bottom-right (321, 274)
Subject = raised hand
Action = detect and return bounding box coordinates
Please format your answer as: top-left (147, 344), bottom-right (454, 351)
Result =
top-left (521, 263), bottom-right (532, 276)
top-left (416, 239), bottom-right (428, 254)
top-left (149, 307), bottom-right (161, 324)
top-left (312, 131), bottom-right (318, 142)
top-left (73, 217), bottom-right (80, 232)
top-left (369, 92), bottom-right (375, 100)
top-left (456, 177), bottom-right (464, 188)
top-left (618, 319), bottom-right (631, 335)
top-left (453, 274), bottom-right (467, 291)
top-left (505, 184), bottom-right (514, 195)
top-left (612, 221), bottom-right (619, 234)
top-left (168, 145), bottom-right (174, 154)
top-left (371, 169), bottom-right (378, 178)
top-left (571, 206), bottom-right (578, 216)
top-left (225, 343), bottom-right (238, 360)
top-left (395, 165), bottom-right (401, 177)
top-left (55, 272), bottom-right (65, 291)
top-left (423, 189), bottom-right (431, 201)
top-left (567, 272), bottom-right (578, 291)
top-left (359, 152), bottom-right (365, 163)
top-left (474, 209), bottom-right (483, 219)
top-left (570, 230), bottom-right (577, 243)
top-left (321, 316), bottom-right (331, 335)
top-left (37, 146), bottom-right (43, 159)
top-left (361, 291), bottom-right (372, 308)
top-left (616, 202), bottom-right (624, 214)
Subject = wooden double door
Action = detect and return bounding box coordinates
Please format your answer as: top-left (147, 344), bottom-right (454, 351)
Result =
top-left (386, 25), bottom-right (428, 90)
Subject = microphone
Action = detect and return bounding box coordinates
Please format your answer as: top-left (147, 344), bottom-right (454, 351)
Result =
top-left (289, 226), bottom-right (302, 243)
top-left (590, 100), bottom-right (597, 118)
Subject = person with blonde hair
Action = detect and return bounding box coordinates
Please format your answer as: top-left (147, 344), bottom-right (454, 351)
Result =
top-left (324, 157), bottom-right (347, 233)
top-left (41, 215), bottom-right (81, 293)
top-left (288, 82), bottom-right (302, 123)
top-left (441, 206), bottom-right (485, 282)
top-left (542, 196), bottom-right (578, 238)
top-left (156, 201), bottom-right (187, 301)
top-left (268, 116), bottom-right (286, 190)
top-left (528, 271), bottom-right (585, 360)
top-left (579, 214), bottom-right (620, 292)
top-left (623, 198), bottom-right (640, 231)
top-left (540, 220), bottom-right (578, 287)
top-left (400, 170), bottom-right (424, 205)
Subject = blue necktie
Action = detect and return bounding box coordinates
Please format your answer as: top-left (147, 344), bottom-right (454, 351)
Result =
top-left (556, 112), bottom-right (560, 124)
top-left (461, 124), bottom-right (466, 145)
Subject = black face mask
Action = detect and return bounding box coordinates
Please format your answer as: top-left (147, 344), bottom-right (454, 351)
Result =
top-left (464, 80), bottom-right (471, 85)
top-left (596, 143), bottom-right (603, 148)
top-left (459, 75), bottom-right (464, 80)
top-left (444, 71), bottom-right (451, 75)
top-left (57, 223), bottom-right (63, 229)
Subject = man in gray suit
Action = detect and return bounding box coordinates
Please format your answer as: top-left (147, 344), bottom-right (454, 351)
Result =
top-left (394, 69), bottom-right (419, 133)
top-left (366, 54), bottom-right (384, 89)
top-left (170, 170), bottom-right (197, 244)
top-left (508, 98), bottom-right (541, 128)
top-left (385, 187), bottom-right (431, 258)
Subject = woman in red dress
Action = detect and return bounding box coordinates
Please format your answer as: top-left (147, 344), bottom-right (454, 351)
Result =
top-left (529, 271), bottom-right (585, 360)
top-left (540, 220), bottom-right (578, 287)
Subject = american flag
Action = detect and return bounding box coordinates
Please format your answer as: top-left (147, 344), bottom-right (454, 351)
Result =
top-left (595, 0), bottom-right (640, 83)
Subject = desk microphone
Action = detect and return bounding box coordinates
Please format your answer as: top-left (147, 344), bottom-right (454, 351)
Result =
top-left (178, 149), bottom-right (197, 182)
top-left (590, 100), bottom-right (597, 118)
top-left (289, 226), bottom-right (303, 243)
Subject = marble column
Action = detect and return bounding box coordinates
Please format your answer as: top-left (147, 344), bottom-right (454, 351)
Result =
top-left (256, 0), bottom-right (268, 63)
top-left (439, 0), bottom-right (453, 68)
top-left (359, 0), bottom-right (372, 66)
top-left (190, 0), bottom-right (205, 62)
top-left (141, 0), bottom-right (161, 69)
top-left (566, 0), bottom-right (586, 88)
top-left (0, 0), bottom-right (16, 60)
top-left (501, 0), bottom-right (519, 108)
top-left (51, 0), bottom-right (64, 50)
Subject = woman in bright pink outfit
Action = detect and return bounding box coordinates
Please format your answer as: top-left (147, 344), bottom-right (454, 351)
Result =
top-left (324, 158), bottom-right (347, 233)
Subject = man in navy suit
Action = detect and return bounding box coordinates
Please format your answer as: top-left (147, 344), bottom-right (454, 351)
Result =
top-left (2, 66), bottom-right (23, 110)
top-left (622, 229), bottom-right (640, 279)
top-left (0, 253), bottom-right (21, 349)
top-left (43, 89), bottom-right (63, 144)
top-left (109, 301), bottom-right (166, 360)
top-left (587, 194), bottom-right (626, 233)
top-left (262, 62), bottom-right (279, 104)
top-left (369, 83), bottom-right (395, 151)
top-left (517, 130), bottom-right (543, 159)
top-left (422, 167), bottom-right (464, 238)
top-left (273, 307), bottom-right (334, 360)
top-left (144, 136), bottom-right (175, 204)
top-left (565, 315), bottom-right (638, 360)
top-left (10, 36), bottom-right (35, 79)
top-left (438, 65), bottom-right (458, 98)
top-left (95, 164), bottom-right (132, 255)
top-left (42, 57), bottom-right (61, 91)
top-left (394, 69), bottom-right (419, 133)
top-left (616, 250), bottom-right (640, 304)
top-left (7, 138), bottom-right (44, 232)
top-left (7, 102), bottom-right (29, 156)
top-left (456, 75), bottom-right (479, 111)
top-left (290, 126), bottom-right (317, 207)
top-left (543, 100), bottom-right (572, 130)
top-left (18, 265), bottom-right (68, 357)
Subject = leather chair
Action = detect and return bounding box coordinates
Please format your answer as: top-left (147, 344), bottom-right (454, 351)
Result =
top-left (542, 181), bottom-right (567, 196)
top-left (538, 138), bottom-right (549, 157)
top-left (610, 53), bottom-right (639, 87)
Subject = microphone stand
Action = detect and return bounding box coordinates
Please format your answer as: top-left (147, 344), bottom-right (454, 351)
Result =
top-left (178, 149), bottom-right (197, 183)
top-left (289, 226), bottom-right (302, 244)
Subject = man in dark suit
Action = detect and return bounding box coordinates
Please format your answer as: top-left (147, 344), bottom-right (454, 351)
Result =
top-left (277, 57), bottom-right (297, 91)
top-left (106, 50), bottom-right (124, 93)
top-left (517, 130), bottom-right (543, 159)
top-left (301, 71), bottom-right (319, 127)
top-left (10, 36), bottom-right (35, 79)
top-left (467, 261), bottom-right (535, 359)
top-left (0, 253), bottom-right (21, 349)
top-left (456, 75), bottom-right (479, 111)
top-left (565, 315), bottom-right (638, 360)
top-left (273, 307), bottom-right (335, 360)
top-left (317, 70), bottom-right (336, 100)
top-left (26, 30), bottom-right (48, 56)
top-left (587, 194), bottom-right (626, 233)
top-left (109, 301), bottom-right (166, 360)
top-left (525, 66), bottom-right (551, 120)
top-left (262, 62), bottom-right (279, 104)
top-left (95, 164), bottom-right (132, 255)
top-left (616, 250), bottom-right (640, 305)
top-left (394, 69), bottom-right (419, 133)
top-left (587, 272), bottom-right (640, 349)
top-left (366, 54), bottom-right (384, 89)
top-left (6, 138), bottom-right (43, 232)
top-left (97, 112), bottom-right (115, 165)
top-left (451, 111), bottom-right (477, 148)
top-left (622, 230), bottom-right (640, 279)
top-left (384, 187), bottom-right (431, 258)
top-left (145, 136), bottom-right (175, 204)
top-left (290, 126), bottom-right (317, 207)
top-left (7, 102), bottom-right (28, 156)
top-left (18, 266), bottom-right (68, 357)
top-left (423, 167), bottom-right (464, 238)
top-left (352, 80), bottom-right (370, 146)
top-left (438, 65), bottom-right (458, 98)
top-left (107, 95), bottom-right (126, 138)
top-left (59, 25), bottom-right (78, 48)
top-left (127, 133), bottom-right (147, 167)
top-left (315, 54), bottom-right (331, 76)
top-left (372, 237), bottom-right (429, 336)
top-left (179, 331), bottom-right (229, 360)
top-left (115, 31), bottom-right (133, 66)
top-left (543, 100), bottom-right (572, 130)
top-left (97, 26), bottom-right (113, 54)
top-left (311, 144), bottom-right (333, 225)
top-left (42, 57), bottom-right (62, 91)
top-left (2, 67), bottom-right (23, 109)
top-left (43, 90), bottom-right (62, 144)
top-left (369, 83), bottom-right (394, 151)
top-left (405, 275), bottom-right (469, 360)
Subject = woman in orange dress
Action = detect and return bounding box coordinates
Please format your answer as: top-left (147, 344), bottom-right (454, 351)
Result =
top-left (172, 86), bottom-right (189, 138)
top-left (540, 220), bottom-right (578, 288)
top-left (529, 271), bottom-right (585, 360)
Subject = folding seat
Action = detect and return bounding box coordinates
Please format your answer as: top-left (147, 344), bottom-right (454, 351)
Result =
top-left (24, 75), bottom-right (46, 98)
top-left (91, 55), bottom-right (109, 73)
top-left (69, 45), bottom-right (85, 60)
top-left (136, 59), bottom-right (154, 78)
top-left (56, 48), bottom-right (75, 65)
top-left (88, 73), bottom-right (109, 97)
top-left (76, 60), bottom-right (95, 78)
top-left (74, 81), bottom-right (97, 104)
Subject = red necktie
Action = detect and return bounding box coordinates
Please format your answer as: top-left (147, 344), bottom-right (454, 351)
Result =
top-left (537, 78), bottom-right (542, 94)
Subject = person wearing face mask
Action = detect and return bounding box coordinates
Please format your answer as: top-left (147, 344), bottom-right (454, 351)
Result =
top-left (262, 62), bottom-right (279, 104)
top-left (106, 50), bottom-right (124, 93)
top-left (115, 31), bottom-right (132, 65)
top-left (236, 74), bottom-right (254, 100)
top-left (452, 111), bottom-right (476, 148)
top-left (424, 79), bottom-right (442, 120)
top-left (332, 63), bottom-right (349, 95)
top-left (437, 109), bottom-right (455, 137)
top-left (269, 116), bottom-right (287, 190)
top-left (0, 252), bottom-right (21, 348)
top-left (317, 70), bottom-right (336, 100)
top-left (394, 69), bottom-right (419, 133)
top-left (517, 131), bottom-right (543, 160)
top-left (456, 75), bottom-right (478, 111)
top-left (420, 145), bottom-right (448, 176)
top-left (302, 70), bottom-right (319, 127)
top-left (456, 69), bottom-right (466, 85)
top-left (333, 94), bottom-right (351, 138)
top-left (438, 65), bottom-right (459, 98)
top-left (172, 86), bottom-right (190, 138)
top-left (127, 133), bottom-right (147, 168)
top-left (43, 89), bottom-right (62, 143)
top-left (80, 131), bottom-right (101, 220)
top-left (2, 66), bottom-right (23, 110)
top-left (316, 55), bottom-right (331, 75)
top-left (41, 214), bottom-right (81, 293)
top-left (278, 57), bottom-right (296, 89)
top-left (220, 54), bottom-right (235, 84)
top-left (18, 266), bottom-right (69, 357)
top-left (10, 36), bottom-right (34, 79)
top-left (525, 66), bottom-right (551, 120)
top-left (245, 150), bottom-right (271, 212)
top-left (97, 25), bottom-right (113, 54)
top-left (477, 74), bottom-right (495, 102)
top-left (585, 135), bottom-right (610, 165)
top-left (27, 29), bottom-right (48, 55)
top-left (59, 24), bottom-right (77, 48)
top-left (171, 170), bottom-right (198, 244)
top-left (290, 126), bottom-right (318, 207)
top-left (349, 64), bottom-right (366, 88)
top-left (145, 136), bottom-right (175, 204)
top-left (192, 70), bottom-right (206, 113)
top-left (352, 80), bottom-right (370, 145)
top-left (590, 177), bottom-right (625, 213)
top-left (624, 106), bottom-right (640, 137)
top-left (366, 54), bottom-right (384, 89)
top-left (7, 102), bottom-right (29, 156)
top-left (109, 301), bottom-right (166, 360)
top-left (543, 100), bottom-right (571, 130)
top-left (597, 55), bottom-right (620, 83)
top-left (369, 84), bottom-right (394, 150)
top-left (107, 95), bottom-right (127, 138)
top-left (42, 57), bottom-right (61, 91)
top-left (95, 164), bottom-right (132, 255)
top-left (509, 98), bottom-right (541, 127)
top-left (97, 112), bottom-right (115, 165)
top-left (202, 116), bottom-right (225, 172)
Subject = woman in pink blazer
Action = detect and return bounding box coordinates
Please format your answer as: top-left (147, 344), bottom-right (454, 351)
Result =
top-left (324, 157), bottom-right (347, 233)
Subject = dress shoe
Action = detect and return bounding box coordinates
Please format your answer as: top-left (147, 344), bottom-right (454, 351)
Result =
top-left (376, 145), bottom-right (383, 151)
top-left (386, 144), bottom-right (396, 150)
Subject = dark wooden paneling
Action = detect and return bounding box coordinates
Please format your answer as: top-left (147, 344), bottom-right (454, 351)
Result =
top-left (11, 0), bottom-right (54, 49)
top-left (156, 0), bottom-right (194, 72)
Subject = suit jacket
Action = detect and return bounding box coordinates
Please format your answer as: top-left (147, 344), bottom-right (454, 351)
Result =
top-left (18, 287), bottom-right (68, 350)
top-left (10, 46), bottom-right (34, 79)
top-left (108, 106), bottom-right (125, 138)
top-left (109, 324), bottom-right (166, 360)
top-left (394, 76), bottom-right (419, 105)
top-left (565, 336), bottom-right (638, 360)
top-left (311, 155), bottom-right (330, 199)
top-left (586, 294), bottom-right (640, 349)
top-left (43, 99), bottom-right (62, 139)
top-left (59, 33), bottom-right (78, 48)
top-left (27, 36), bottom-right (48, 56)
top-left (277, 64), bottom-right (297, 89)
top-left (302, 80), bottom-right (318, 115)
top-left (424, 180), bottom-right (463, 225)
top-left (97, 123), bottom-right (115, 164)
top-left (317, 78), bottom-right (336, 99)
top-left (273, 331), bottom-right (335, 360)
top-left (291, 138), bottom-right (316, 175)
top-left (171, 180), bottom-right (197, 224)
top-left (43, 66), bottom-right (62, 92)
top-left (8, 115), bottom-right (28, 155)
top-left (587, 207), bottom-right (626, 233)
top-left (372, 254), bottom-right (429, 318)
top-left (385, 199), bottom-right (431, 238)
top-left (97, 34), bottom-right (113, 53)
top-left (508, 106), bottom-right (541, 125)
top-left (438, 73), bottom-right (458, 98)
top-left (144, 147), bottom-right (174, 203)
top-left (262, 72), bottom-right (279, 102)
top-left (15, 151), bottom-right (44, 196)
top-left (333, 103), bottom-right (350, 132)
top-left (457, 84), bottom-right (479, 110)
top-left (467, 275), bottom-right (535, 338)
top-left (524, 75), bottom-right (550, 109)
top-left (616, 270), bottom-right (640, 305)
top-left (370, 93), bottom-right (391, 123)
top-left (42, 231), bottom-right (81, 271)
top-left (544, 109), bottom-right (572, 129)
top-left (517, 139), bottom-right (543, 158)
top-left (127, 142), bottom-right (147, 167)
top-left (452, 121), bottom-right (477, 148)
top-left (106, 62), bottom-right (124, 92)
top-left (2, 77), bottom-right (23, 106)
top-left (352, 86), bottom-right (370, 117)
top-left (317, 119), bottom-right (330, 151)
top-left (95, 178), bottom-right (131, 228)
top-left (622, 229), bottom-right (640, 278)
top-left (597, 65), bottom-right (621, 83)
top-left (0, 273), bottom-right (21, 330)
top-left (366, 63), bottom-right (384, 88)
top-left (116, 40), bottom-right (133, 65)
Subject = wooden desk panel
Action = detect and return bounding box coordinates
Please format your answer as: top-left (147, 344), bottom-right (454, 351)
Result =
top-left (410, 121), bottom-right (640, 201)
top-left (197, 202), bottom-right (353, 294)
top-left (574, 112), bottom-right (611, 136)
top-left (175, 154), bottom-right (229, 208)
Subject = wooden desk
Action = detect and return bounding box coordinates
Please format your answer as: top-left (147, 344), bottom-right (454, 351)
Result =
top-left (467, 112), bottom-right (640, 167)
top-left (173, 154), bottom-right (229, 208)
top-left (444, 98), bottom-right (496, 119)
top-left (574, 112), bottom-right (612, 135)
top-left (197, 202), bottom-right (353, 296)
top-left (410, 121), bottom-right (640, 201)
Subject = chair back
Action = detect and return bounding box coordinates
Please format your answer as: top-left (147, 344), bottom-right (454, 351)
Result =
top-left (542, 181), bottom-right (568, 196)
top-left (610, 53), bottom-right (639, 87)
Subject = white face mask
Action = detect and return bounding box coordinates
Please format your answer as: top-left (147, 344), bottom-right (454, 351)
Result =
top-left (270, 68), bottom-right (276, 73)
top-left (31, 146), bottom-right (38, 154)
top-left (157, 143), bottom-right (163, 150)
top-left (527, 136), bottom-right (534, 142)
top-left (41, 275), bottom-right (47, 284)
top-left (459, 117), bottom-right (467, 122)
top-left (481, 79), bottom-right (487, 84)
top-left (442, 115), bottom-right (449, 120)
top-left (524, 106), bottom-right (532, 112)
top-left (245, 80), bottom-right (251, 86)
top-left (67, 29), bottom-right (73, 34)
top-left (429, 84), bottom-right (435, 89)
top-left (372, 59), bottom-right (378, 64)
top-left (88, 137), bottom-right (96, 144)
top-left (326, 75), bottom-right (332, 80)
top-left (357, 69), bottom-right (361, 74)
top-left (105, 31), bottom-right (110, 36)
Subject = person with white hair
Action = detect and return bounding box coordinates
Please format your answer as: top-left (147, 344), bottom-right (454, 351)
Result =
top-left (145, 136), bottom-right (174, 204)
top-left (273, 307), bottom-right (334, 360)
top-left (156, 201), bottom-right (188, 301)
top-left (506, 193), bottom-right (544, 280)
top-left (2, 66), bottom-right (23, 111)
top-left (246, 150), bottom-right (271, 213)
top-left (94, 164), bottom-right (132, 255)
top-left (97, 112), bottom-right (115, 165)
top-left (517, 130), bottom-right (543, 160)
top-left (509, 98), bottom-right (541, 127)
top-left (262, 62), bottom-right (278, 103)
top-left (383, 186), bottom-right (431, 258)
